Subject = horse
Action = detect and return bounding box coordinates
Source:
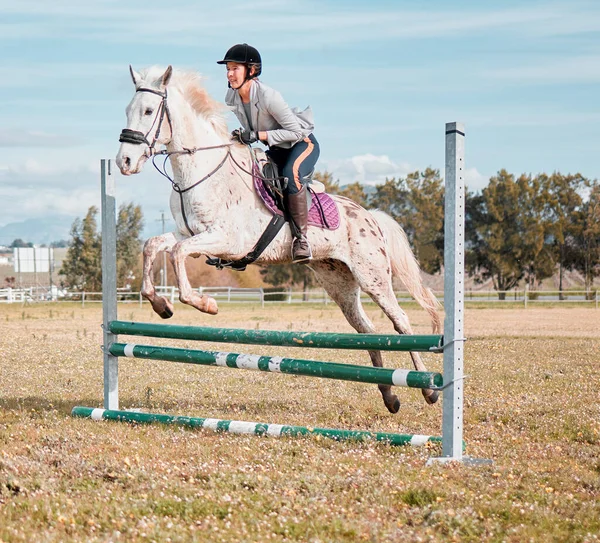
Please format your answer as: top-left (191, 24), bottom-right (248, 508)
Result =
top-left (116, 65), bottom-right (442, 413)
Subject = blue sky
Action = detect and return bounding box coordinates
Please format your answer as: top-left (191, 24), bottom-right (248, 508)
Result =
top-left (0, 0), bottom-right (598, 238)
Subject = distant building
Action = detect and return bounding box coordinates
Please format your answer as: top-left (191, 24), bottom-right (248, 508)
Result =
top-left (1, 247), bottom-right (68, 288)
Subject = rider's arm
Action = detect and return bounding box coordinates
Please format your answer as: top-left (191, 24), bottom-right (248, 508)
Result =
top-left (263, 89), bottom-right (303, 147)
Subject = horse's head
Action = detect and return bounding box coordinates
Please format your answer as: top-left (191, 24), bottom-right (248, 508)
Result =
top-left (116, 65), bottom-right (173, 175)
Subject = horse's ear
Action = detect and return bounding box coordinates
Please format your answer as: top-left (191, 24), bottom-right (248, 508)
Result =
top-left (129, 65), bottom-right (141, 87)
top-left (161, 65), bottom-right (173, 88)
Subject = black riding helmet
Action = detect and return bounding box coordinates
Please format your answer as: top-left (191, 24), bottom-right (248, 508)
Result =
top-left (217, 43), bottom-right (262, 78)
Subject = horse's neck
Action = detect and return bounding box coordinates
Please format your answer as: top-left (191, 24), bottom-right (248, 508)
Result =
top-left (165, 98), bottom-right (253, 195)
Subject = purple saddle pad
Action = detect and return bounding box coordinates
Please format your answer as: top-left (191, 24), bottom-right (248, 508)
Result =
top-left (254, 168), bottom-right (340, 230)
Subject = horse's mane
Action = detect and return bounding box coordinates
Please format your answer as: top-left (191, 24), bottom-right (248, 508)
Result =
top-left (139, 66), bottom-right (229, 139)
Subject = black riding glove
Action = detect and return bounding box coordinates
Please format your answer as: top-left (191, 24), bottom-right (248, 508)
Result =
top-left (232, 129), bottom-right (258, 145)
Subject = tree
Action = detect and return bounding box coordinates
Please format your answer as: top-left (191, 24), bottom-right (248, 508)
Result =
top-left (338, 182), bottom-right (369, 207)
top-left (50, 240), bottom-right (69, 248)
top-left (406, 168), bottom-right (445, 274)
top-left (520, 174), bottom-right (556, 289)
top-left (10, 239), bottom-right (33, 248)
top-left (570, 180), bottom-right (600, 294)
top-left (369, 171), bottom-right (445, 274)
top-left (368, 177), bottom-right (410, 220)
top-left (466, 170), bottom-right (552, 298)
top-left (542, 172), bottom-right (586, 296)
top-left (260, 263), bottom-right (316, 299)
top-left (116, 203), bottom-right (144, 290)
top-left (62, 206), bottom-right (102, 291)
top-left (313, 170), bottom-right (340, 194)
top-left (62, 203), bottom-right (144, 291)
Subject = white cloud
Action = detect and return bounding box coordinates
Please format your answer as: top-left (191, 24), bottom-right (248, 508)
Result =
top-left (0, 156), bottom-right (174, 232)
top-left (465, 168), bottom-right (489, 192)
top-left (485, 55), bottom-right (600, 84)
top-left (1, 1), bottom-right (598, 49)
top-left (321, 154), bottom-right (490, 192)
top-left (321, 154), bottom-right (414, 186)
top-left (0, 129), bottom-right (85, 148)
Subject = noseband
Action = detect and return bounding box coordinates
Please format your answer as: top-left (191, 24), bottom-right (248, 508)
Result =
top-left (119, 87), bottom-right (173, 153)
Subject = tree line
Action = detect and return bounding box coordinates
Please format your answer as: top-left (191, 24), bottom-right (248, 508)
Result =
top-left (59, 169), bottom-right (599, 298)
top-left (262, 169), bottom-right (600, 298)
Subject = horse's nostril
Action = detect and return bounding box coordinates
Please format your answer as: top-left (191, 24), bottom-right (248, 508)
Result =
top-left (124, 156), bottom-right (131, 168)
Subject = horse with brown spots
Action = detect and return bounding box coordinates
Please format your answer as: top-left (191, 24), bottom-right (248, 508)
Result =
top-left (116, 66), bottom-right (442, 413)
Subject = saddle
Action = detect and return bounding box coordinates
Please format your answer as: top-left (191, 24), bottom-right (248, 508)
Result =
top-left (205, 149), bottom-right (339, 272)
top-left (252, 149), bottom-right (339, 230)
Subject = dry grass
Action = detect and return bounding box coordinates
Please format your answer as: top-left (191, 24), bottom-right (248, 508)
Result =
top-left (0, 302), bottom-right (599, 542)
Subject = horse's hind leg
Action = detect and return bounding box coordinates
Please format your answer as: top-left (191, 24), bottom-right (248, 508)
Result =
top-left (141, 233), bottom-right (179, 319)
top-left (310, 260), bottom-right (401, 414)
top-left (355, 269), bottom-right (440, 406)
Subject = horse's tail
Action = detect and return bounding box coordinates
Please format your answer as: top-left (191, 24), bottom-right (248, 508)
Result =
top-left (369, 210), bottom-right (443, 334)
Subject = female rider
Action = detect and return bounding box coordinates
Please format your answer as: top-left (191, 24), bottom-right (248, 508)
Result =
top-left (217, 43), bottom-right (319, 263)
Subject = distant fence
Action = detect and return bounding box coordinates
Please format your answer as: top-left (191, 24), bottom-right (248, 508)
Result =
top-left (1, 286), bottom-right (598, 308)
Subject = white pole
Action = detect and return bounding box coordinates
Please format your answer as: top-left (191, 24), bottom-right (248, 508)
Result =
top-left (429, 123), bottom-right (491, 466)
top-left (101, 159), bottom-right (119, 410)
top-left (441, 122), bottom-right (466, 460)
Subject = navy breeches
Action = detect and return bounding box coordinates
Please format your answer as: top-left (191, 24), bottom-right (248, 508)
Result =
top-left (267, 133), bottom-right (320, 194)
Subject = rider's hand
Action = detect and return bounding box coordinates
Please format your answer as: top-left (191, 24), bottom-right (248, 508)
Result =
top-left (231, 129), bottom-right (258, 145)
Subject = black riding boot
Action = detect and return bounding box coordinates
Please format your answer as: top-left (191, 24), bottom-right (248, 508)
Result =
top-left (287, 186), bottom-right (312, 263)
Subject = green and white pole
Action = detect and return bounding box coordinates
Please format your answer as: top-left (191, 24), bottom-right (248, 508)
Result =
top-left (72, 406), bottom-right (445, 448)
top-left (109, 342), bottom-right (444, 389)
top-left (109, 320), bottom-right (443, 352)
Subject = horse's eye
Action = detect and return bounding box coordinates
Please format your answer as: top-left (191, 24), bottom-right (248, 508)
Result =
top-left (144, 108), bottom-right (153, 116)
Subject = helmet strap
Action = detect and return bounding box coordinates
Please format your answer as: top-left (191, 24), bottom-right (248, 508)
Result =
top-left (232, 67), bottom-right (256, 91)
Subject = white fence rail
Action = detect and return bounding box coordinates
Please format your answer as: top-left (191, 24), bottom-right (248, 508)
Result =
top-left (0, 286), bottom-right (597, 308)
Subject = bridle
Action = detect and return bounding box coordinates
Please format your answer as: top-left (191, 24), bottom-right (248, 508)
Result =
top-left (119, 87), bottom-right (173, 153)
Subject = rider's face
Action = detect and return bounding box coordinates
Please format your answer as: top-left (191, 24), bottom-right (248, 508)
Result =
top-left (226, 62), bottom-right (247, 89)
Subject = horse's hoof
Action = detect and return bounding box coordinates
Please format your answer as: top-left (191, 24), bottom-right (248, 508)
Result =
top-left (159, 307), bottom-right (174, 319)
top-left (206, 298), bottom-right (219, 315)
top-left (386, 397), bottom-right (401, 414)
top-left (423, 390), bottom-right (439, 405)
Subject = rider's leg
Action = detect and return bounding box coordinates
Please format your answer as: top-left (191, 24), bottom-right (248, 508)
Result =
top-left (281, 134), bottom-right (320, 263)
top-left (287, 186), bottom-right (311, 262)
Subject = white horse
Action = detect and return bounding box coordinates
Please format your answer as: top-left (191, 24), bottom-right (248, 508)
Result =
top-left (116, 65), bottom-right (442, 413)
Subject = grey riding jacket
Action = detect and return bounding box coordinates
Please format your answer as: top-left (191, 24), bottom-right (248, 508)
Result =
top-left (225, 80), bottom-right (314, 149)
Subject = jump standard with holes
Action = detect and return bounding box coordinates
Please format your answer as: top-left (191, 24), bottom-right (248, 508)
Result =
top-left (72, 123), bottom-right (489, 465)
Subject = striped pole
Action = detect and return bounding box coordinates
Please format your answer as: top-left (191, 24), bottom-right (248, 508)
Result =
top-left (109, 320), bottom-right (443, 353)
top-left (110, 342), bottom-right (443, 390)
top-left (72, 406), bottom-right (446, 448)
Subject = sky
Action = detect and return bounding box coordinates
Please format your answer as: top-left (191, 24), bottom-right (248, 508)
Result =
top-left (0, 0), bottom-right (599, 239)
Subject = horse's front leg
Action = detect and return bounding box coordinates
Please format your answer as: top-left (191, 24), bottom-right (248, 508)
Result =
top-left (141, 232), bottom-right (180, 319)
top-left (170, 235), bottom-right (224, 315)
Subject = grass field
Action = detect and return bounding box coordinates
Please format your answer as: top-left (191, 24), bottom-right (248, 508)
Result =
top-left (1, 302), bottom-right (599, 542)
